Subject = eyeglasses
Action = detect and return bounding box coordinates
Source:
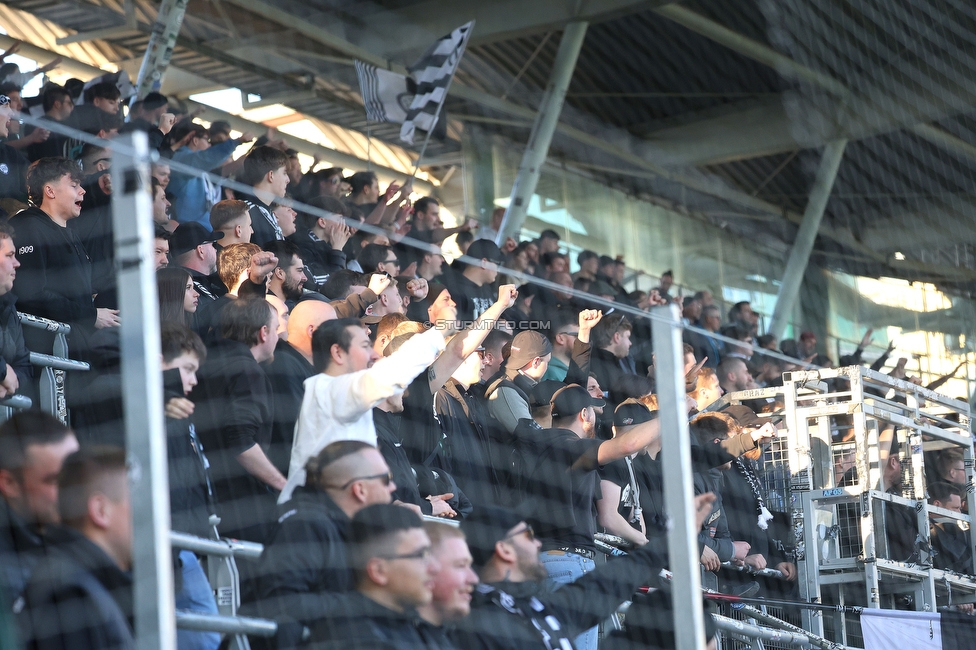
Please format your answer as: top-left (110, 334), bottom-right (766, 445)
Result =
top-left (503, 524), bottom-right (535, 542)
top-left (380, 546), bottom-right (433, 562)
top-left (326, 471), bottom-right (393, 490)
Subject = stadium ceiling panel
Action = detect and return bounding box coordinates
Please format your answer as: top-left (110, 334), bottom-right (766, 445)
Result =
top-left (4, 0), bottom-right (976, 293)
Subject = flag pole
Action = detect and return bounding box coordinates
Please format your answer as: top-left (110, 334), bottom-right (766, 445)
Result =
top-left (366, 120), bottom-right (373, 171)
top-left (410, 21), bottom-right (473, 179)
top-left (410, 95), bottom-right (446, 179)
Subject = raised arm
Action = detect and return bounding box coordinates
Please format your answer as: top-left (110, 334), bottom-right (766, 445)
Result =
top-left (428, 285), bottom-right (518, 391)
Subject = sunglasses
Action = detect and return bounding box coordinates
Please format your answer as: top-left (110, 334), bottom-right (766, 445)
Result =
top-left (326, 471), bottom-right (393, 490)
top-left (380, 545), bottom-right (433, 562)
top-left (503, 523), bottom-right (535, 542)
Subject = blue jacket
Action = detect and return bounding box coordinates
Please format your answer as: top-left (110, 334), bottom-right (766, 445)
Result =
top-left (169, 138), bottom-right (242, 228)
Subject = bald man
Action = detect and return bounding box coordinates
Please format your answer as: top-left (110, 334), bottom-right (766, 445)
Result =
top-left (266, 300), bottom-right (337, 474)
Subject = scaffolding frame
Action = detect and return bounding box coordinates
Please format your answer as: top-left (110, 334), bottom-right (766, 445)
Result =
top-left (778, 366), bottom-right (975, 641)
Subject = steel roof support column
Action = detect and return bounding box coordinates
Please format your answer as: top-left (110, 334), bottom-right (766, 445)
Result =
top-left (768, 139), bottom-right (847, 341)
top-left (495, 21), bottom-right (587, 246)
top-left (135, 0), bottom-right (188, 98)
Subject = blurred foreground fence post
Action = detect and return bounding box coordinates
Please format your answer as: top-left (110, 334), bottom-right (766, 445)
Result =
top-left (112, 132), bottom-right (176, 650)
top-left (652, 304), bottom-right (706, 650)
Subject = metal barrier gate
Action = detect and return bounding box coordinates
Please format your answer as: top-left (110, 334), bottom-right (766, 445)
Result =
top-left (718, 367), bottom-right (974, 646)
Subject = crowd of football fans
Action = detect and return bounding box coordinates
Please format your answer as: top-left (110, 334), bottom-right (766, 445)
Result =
top-left (0, 58), bottom-right (971, 650)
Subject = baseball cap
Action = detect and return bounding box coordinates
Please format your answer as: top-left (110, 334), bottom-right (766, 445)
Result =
top-left (550, 384), bottom-right (605, 419)
top-left (506, 330), bottom-right (552, 370)
top-left (141, 92), bottom-right (168, 111)
top-left (613, 398), bottom-right (655, 427)
top-left (530, 380), bottom-right (565, 408)
top-left (723, 404), bottom-right (764, 429)
top-left (460, 505), bottom-right (525, 567)
top-left (466, 239), bottom-right (504, 264)
top-left (171, 222), bottom-right (224, 257)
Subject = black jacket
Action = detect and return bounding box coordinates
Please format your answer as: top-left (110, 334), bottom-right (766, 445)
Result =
top-left (310, 591), bottom-right (455, 650)
top-left (0, 499), bottom-right (45, 608)
top-left (432, 379), bottom-right (501, 508)
top-left (19, 527), bottom-right (134, 650)
top-left (721, 459), bottom-right (787, 568)
top-left (66, 326), bottom-right (123, 446)
top-left (165, 368), bottom-right (218, 540)
top-left (289, 230), bottom-right (345, 289)
top-left (252, 487), bottom-right (352, 649)
top-left (68, 173), bottom-right (115, 309)
top-left (590, 347), bottom-right (628, 404)
top-left (441, 271), bottom-right (493, 324)
top-left (264, 340), bottom-right (315, 475)
top-left (10, 206), bottom-right (96, 348)
top-left (191, 338), bottom-right (277, 543)
top-left (0, 142), bottom-right (29, 204)
top-left (246, 199), bottom-right (282, 248)
top-left (450, 538), bottom-right (668, 650)
top-left (374, 408), bottom-right (430, 514)
top-left (0, 292), bottom-right (33, 394)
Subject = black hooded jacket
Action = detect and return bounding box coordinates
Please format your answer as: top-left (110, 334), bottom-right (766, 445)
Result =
top-left (19, 526), bottom-right (134, 650)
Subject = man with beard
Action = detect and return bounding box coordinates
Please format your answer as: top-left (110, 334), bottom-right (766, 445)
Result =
top-left (281, 311), bottom-right (458, 503)
top-left (264, 240), bottom-right (308, 309)
top-left (451, 498), bottom-right (715, 650)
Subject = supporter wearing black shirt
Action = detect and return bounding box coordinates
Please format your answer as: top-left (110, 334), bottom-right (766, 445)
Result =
top-left (191, 298), bottom-right (284, 545)
top-left (453, 503), bottom-right (714, 650)
top-left (310, 504), bottom-right (454, 650)
top-left (22, 85), bottom-right (73, 163)
top-left (68, 145), bottom-right (116, 309)
top-left (374, 395), bottom-right (430, 514)
top-left (290, 196), bottom-right (350, 288)
top-left (589, 313), bottom-right (635, 405)
top-left (597, 455), bottom-right (647, 546)
top-left (241, 146), bottom-right (289, 247)
top-left (519, 390), bottom-right (664, 650)
top-left (20, 448), bottom-right (134, 650)
top-left (264, 301), bottom-right (334, 475)
top-left (171, 222), bottom-right (225, 322)
top-left (118, 92), bottom-right (168, 150)
top-left (255, 442), bottom-right (393, 649)
top-left (432, 347), bottom-right (500, 508)
top-left (0, 94), bottom-right (29, 207)
top-left (11, 158), bottom-right (119, 353)
top-left (0, 222), bottom-right (32, 396)
top-left (0, 412), bottom-right (77, 608)
top-left (929, 482), bottom-right (972, 575)
top-left (442, 239), bottom-right (503, 324)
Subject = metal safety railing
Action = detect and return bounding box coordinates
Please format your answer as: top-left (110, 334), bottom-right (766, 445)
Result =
top-left (0, 312), bottom-right (92, 425)
top-left (170, 531), bottom-right (276, 648)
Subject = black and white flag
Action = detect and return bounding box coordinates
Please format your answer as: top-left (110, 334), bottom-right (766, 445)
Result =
top-left (354, 61), bottom-right (411, 123)
top-left (399, 21), bottom-right (474, 144)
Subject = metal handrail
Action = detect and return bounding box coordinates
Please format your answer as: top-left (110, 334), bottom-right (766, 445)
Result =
top-left (29, 352), bottom-right (90, 372)
top-left (714, 614), bottom-right (813, 647)
top-left (17, 312), bottom-right (71, 335)
top-left (175, 611), bottom-right (276, 637)
top-left (170, 531), bottom-right (263, 560)
top-left (720, 561), bottom-right (786, 579)
top-left (0, 395), bottom-right (32, 409)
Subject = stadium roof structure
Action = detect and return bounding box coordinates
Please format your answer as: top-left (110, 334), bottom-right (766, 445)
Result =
top-left (4, 0), bottom-right (976, 295)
